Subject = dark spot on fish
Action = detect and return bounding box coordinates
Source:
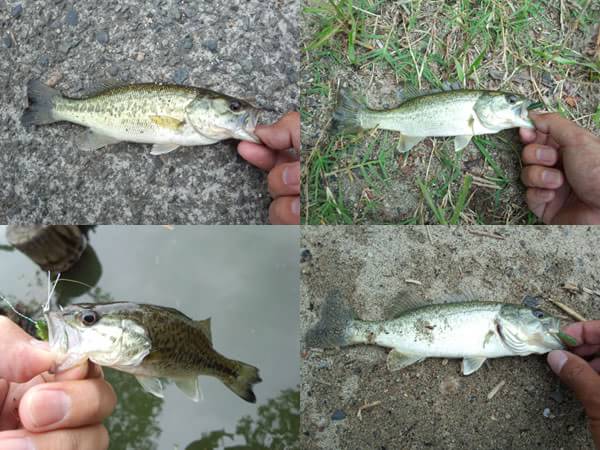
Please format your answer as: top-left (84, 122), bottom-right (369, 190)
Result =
top-left (495, 321), bottom-right (504, 340)
top-left (367, 332), bottom-right (375, 344)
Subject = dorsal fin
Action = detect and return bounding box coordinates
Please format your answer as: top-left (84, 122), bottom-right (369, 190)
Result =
top-left (195, 318), bottom-right (212, 343)
top-left (384, 290), bottom-right (482, 319)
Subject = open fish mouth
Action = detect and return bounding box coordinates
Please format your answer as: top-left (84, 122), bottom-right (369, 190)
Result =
top-left (511, 100), bottom-right (534, 128)
top-left (237, 110), bottom-right (261, 143)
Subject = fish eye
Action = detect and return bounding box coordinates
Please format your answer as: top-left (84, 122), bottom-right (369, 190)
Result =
top-left (532, 309), bottom-right (545, 319)
top-left (80, 310), bottom-right (98, 326)
top-left (506, 94), bottom-right (518, 105)
top-left (229, 100), bottom-right (242, 112)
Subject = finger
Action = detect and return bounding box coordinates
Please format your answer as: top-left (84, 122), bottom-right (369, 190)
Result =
top-left (547, 350), bottom-right (600, 418)
top-left (20, 378), bottom-right (116, 432)
top-left (0, 424), bottom-right (109, 450)
top-left (237, 142), bottom-right (277, 171)
top-left (521, 144), bottom-right (559, 166)
top-left (563, 322), bottom-right (600, 346)
top-left (0, 317), bottom-right (55, 382)
top-left (255, 112), bottom-right (300, 151)
top-left (525, 188), bottom-right (555, 218)
top-left (269, 196), bottom-right (300, 225)
top-left (591, 358), bottom-right (600, 373)
top-left (572, 344), bottom-right (600, 357)
top-left (529, 112), bottom-right (588, 148)
top-left (267, 161), bottom-right (300, 198)
top-left (521, 165), bottom-right (564, 189)
top-left (519, 126), bottom-right (543, 144)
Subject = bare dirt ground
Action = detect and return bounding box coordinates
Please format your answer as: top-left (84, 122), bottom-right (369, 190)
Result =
top-left (0, 0), bottom-right (299, 223)
top-left (301, 225), bottom-right (600, 449)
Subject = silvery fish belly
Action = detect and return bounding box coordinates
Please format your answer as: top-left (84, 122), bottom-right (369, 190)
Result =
top-left (305, 293), bottom-right (564, 375)
top-left (46, 302), bottom-right (261, 403)
top-left (332, 88), bottom-right (534, 153)
top-left (22, 80), bottom-right (260, 156)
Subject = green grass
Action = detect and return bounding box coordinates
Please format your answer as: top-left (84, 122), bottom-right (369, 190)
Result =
top-left (301, 0), bottom-right (600, 224)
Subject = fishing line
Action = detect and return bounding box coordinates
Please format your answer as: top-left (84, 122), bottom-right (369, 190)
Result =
top-left (0, 294), bottom-right (37, 325)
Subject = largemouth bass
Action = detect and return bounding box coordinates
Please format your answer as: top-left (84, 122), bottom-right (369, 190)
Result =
top-left (333, 88), bottom-right (533, 152)
top-left (22, 80), bottom-right (260, 155)
top-left (46, 302), bottom-right (261, 402)
top-left (305, 292), bottom-right (564, 375)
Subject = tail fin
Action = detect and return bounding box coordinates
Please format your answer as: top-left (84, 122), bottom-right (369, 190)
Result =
top-left (224, 362), bottom-right (261, 403)
top-left (331, 89), bottom-right (366, 133)
top-left (22, 79), bottom-right (61, 126)
top-left (304, 290), bottom-right (355, 348)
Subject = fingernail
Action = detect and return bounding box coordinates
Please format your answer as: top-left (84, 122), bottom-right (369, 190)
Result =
top-left (291, 197), bottom-right (300, 216)
top-left (542, 170), bottom-right (561, 186)
top-left (0, 438), bottom-right (35, 450)
top-left (26, 389), bottom-right (70, 428)
top-left (282, 164), bottom-right (299, 186)
top-left (535, 147), bottom-right (555, 163)
top-left (547, 350), bottom-right (568, 375)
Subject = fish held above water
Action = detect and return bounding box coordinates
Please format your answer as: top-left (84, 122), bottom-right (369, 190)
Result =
top-left (332, 88), bottom-right (534, 153)
top-left (22, 79), bottom-right (260, 155)
top-left (305, 291), bottom-right (564, 375)
top-left (46, 302), bottom-right (261, 403)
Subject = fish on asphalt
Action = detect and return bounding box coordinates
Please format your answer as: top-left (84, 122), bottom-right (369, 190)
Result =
top-left (22, 80), bottom-right (260, 155)
top-left (305, 291), bottom-right (565, 375)
top-left (46, 302), bottom-right (262, 402)
top-left (332, 88), bottom-right (534, 153)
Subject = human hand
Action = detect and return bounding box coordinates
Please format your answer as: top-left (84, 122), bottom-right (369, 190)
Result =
top-left (238, 112), bottom-right (300, 224)
top-left (547, 321), bottom-right (600, 449)
top-left (519, 112), bottom-right (600, 224)
top-left (0, 316), bottom-right (116, 450)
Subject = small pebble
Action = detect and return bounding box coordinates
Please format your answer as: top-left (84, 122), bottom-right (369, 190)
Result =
top-left (2, 34), bottom-right (12, 48)
top-left (543, 407), bottom-right (551, 418)
top-left (66, 8), bottom-right (78, 26)
top-left (182, 36), bottom-right (193, 50)
top-left (136, 52), bottom-right (145, 62)
top-left (202, 39), bottom-right (218, 53)
top-left (331, 410), bottom-right (346, 421)
top-left (300, 248), bottom-right (312, 263)
top-left (108, 65), bottom-right (119, 77)
top-left (172, 68), bottom-right (188, 84)
top-left (11, 4), bottom-right (23, 18)
top-left (96, 30), bottom-right (109, 45)
top-left (38, 55), bottom-right (49, 66)
top-left (46, 71), bottom-right (63, 87)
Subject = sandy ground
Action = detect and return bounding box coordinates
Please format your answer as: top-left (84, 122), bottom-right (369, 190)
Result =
top-left (300, 226), bottom-right (600, 449)
top-left (0, 0), bottom-right (299, 224)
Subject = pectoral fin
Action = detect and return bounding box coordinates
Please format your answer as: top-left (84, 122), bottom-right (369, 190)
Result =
top-left (386, 349), bottom-right (425, 371)
top-left (398, 135), bottom-right (424, 153)
top-left (462, 356), bottom-right (486, 375)
top-left (135, 376), bottom-right (164, 398)
top-left (454, 135), bottom-right (472, 152)
top-left (150, 143), bottom-right (180, 155)
top-left (150, 115), bottom-right (184, 130)
top-left (174, 376), bottom-right (203, 402)
top-left (76, 129), bottom-right (121, 151)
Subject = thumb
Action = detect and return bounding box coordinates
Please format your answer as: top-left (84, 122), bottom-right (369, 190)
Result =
top-left (548, 350), bottom-right (600, 448)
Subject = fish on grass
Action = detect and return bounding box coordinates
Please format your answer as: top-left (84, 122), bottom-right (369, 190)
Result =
top-left (305, 291), bottom-right (566, 375)
top-left (332, 88), bottom-right (534, 153)
top-left (22, 80), bottom-right (260, 155)
top-left (46, 302), bottom-right (261, 403)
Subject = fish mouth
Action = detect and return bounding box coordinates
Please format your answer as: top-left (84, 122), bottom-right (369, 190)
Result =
top-left (236, 110), bottom-right (261, 143)
top-left (46, 311), bottom-right (68, 355)
top-left (512, 100), bottom-right (534, 128)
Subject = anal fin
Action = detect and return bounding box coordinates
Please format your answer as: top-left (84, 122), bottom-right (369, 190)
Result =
top-left (174, 376), bottom-right (203, 402)
top-left (462, 356), bottom-right (486, 375)
top-left (150, 143), bottom-right (180, 155)
top-left (386, 349), bottom-right (425, 371)
top-left (398, 135), bottom-right (424, 153)
top-left (135, 376), bottom-right (164, 398)
top-left (454, 135), bottom-right (472, 152)
top-left (76, 129), bottom-right (122, 151)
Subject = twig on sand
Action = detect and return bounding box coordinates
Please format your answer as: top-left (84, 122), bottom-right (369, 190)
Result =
top-left (547, 298), bottom-right (587, 322)
top-left (357, 400), bottom-right (382, 420)
top-left (405, 279), bottom-right (422, 286)
top-left (487, 380), bottom-right (506, 400)
top-left (467, 229), bottom-right (506, 240)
